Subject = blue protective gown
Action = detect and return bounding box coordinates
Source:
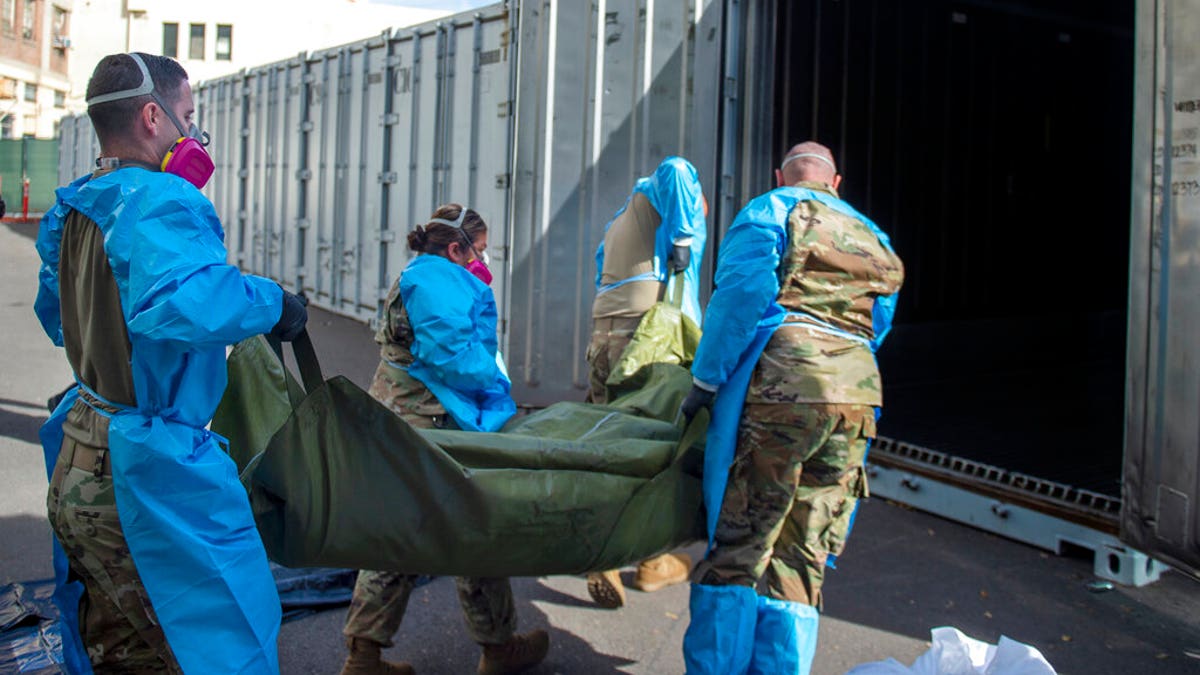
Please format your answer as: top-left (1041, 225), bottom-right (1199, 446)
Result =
top-left (684, 186), bottom-right (899, 675)
top-left (594, 156), bottom-right (708, 324)
top-left (35, 168), bottom-right (285, 674)
top-left (400, 253), bottom-right (516, 432)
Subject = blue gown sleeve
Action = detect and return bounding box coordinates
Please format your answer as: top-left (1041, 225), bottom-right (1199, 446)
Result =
top-left (870, 292), bottom-right (898, 352)
top-left (691, 219), bottom-right (784, 388)
top-left (122, 192), bottom-right (283, 347)
top-left (34, 211), bottom-right (67, 347)
top-left (403, 272), bottom-right (502, 393)
top-left (34, 176), bottom-right (92, 347)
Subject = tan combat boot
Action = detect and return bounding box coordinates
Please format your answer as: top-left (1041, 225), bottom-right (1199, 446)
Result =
top-left (339, 637), bottom-right (416, 675)
top-left (631, 552), bottom-right (692, 592)
top-left (477, 629), bottom-right (550, 675)
top-left (586, 569), bottom-right (626, 609)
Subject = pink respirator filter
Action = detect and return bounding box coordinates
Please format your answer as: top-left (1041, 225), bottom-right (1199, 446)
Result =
top-left (162, 138), bottom-right (215, 189)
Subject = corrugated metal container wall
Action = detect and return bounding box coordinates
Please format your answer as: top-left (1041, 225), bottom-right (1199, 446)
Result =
top-left (198, 76), bottom-right (249, 275)
top-left (507, 0), bottom-right (723, 406)
top-left (51, 0), bottom-right (727, 407)
top-left (1122, 0), bottom-right (1200, 576)
top-left (379, 13), bottom-right (517, 328)
top-left (57, 114), bottom-right (99, 186)
top-left (191, 7), bottom-right (516, 325)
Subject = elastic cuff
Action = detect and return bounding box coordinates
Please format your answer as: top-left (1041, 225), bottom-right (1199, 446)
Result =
top-left (692, 377), bottom-right (718, 392)
top-left (673, 236), bottom-right (694, 247)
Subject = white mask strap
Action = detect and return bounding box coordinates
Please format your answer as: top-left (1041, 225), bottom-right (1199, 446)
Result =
top-left (780, 152), bottom-right (837, 173)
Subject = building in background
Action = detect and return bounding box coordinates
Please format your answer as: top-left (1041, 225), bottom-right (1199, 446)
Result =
top-left (65, 0), bottom-right (449, 109)
top-left (0, 0), bottom-right (74, 139)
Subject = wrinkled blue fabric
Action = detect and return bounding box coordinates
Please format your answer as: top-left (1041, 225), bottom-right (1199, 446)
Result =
top-left (703, 304), bottom-right (785, 544)
top-left (400, 254), bottom-right (516, 432)
top-left (594, 156), bottom-right (707, 323)
top-left (35, 168), bottom-right (284, 674)
top-left (38, 390), bottom-right (92, 675)
top-left (749, 597), bottom-right (820, 675)
top-left (683, 584), bottom-right (757, 675)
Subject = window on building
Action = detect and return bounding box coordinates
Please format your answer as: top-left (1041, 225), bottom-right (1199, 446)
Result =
top-left (24, 82), bottom-right (35, 102)
top-left (1, 116), bottom-right (13, 140)
top-left (216, 24), bottom-right (232, 61)
top-left (189, 23), bottom-right (205, 60)
top-left (52, 5), bottom-right (67, 46)
top-left (163, 22), bottom-right (178, 58)
top-left (2, 0), bottom-right (15, 35)
top-left (21, 0), bottom-right (35, 40)
top-left (54, 89), bottom-right (64, 107)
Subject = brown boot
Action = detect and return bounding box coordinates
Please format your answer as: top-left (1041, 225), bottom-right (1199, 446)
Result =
top-left (339, 637), bottom-right (415, 675)
top-left (477, 629), bottom-right (550, 675)
top-left (631, 553), bottom-right (692, 592)
top-left (586, 569), bottom-right (626, 609)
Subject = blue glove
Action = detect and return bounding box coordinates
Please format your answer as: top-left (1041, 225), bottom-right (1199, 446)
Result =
top-left (272, 288), bottom-right (309, 342)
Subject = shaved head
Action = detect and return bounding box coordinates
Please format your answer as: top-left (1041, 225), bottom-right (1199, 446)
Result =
top-left (778, 141), bottom-right (838, 187)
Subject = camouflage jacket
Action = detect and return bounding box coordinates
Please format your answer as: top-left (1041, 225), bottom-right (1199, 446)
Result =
top-left (747, 182), bottom-right (904, 406)
top-left (371, 281), bottom-right (447, 420)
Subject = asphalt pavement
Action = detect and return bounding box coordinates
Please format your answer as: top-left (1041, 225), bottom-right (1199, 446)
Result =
top-left (2, 218), bottom-right (1198, 674)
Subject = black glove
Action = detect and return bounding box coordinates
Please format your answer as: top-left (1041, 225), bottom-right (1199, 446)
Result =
top-left (272, 288), bottom-right (309, 342)
top-left (679, 383), bottom-right (715, 422)
top-left (669, 243), bottom-right (691, 273)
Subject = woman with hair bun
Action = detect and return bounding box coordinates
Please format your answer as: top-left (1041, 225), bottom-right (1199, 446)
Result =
top-left (340, 204), bottom-right (548, 675)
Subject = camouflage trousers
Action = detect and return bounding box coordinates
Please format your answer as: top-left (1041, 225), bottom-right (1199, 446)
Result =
top-left (691, 402), bottom-right (874, 608)
top-left (585, 317), bottom-right (641, 404)
top-left (368, 361), bottom-right (453, 429)
top-left (46, 400), bottom-right (181, 673)
top-left (343, 570), bottom-right (516, 646)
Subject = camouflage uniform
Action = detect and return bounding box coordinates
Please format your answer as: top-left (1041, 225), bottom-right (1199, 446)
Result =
top-left (369, 282), bottom-right (451, 428)
top-left (586, 193), bottom-right (665, 403)
top-left (692, 182), bottom-right (904, 608)
top-left (344, 278), bottom-right (517, 646)
top-left (45, 205), bottom-right (181, 672)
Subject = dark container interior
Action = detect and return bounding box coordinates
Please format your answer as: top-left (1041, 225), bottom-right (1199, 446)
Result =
top-left (770, 0), bottom-right (1136, 496)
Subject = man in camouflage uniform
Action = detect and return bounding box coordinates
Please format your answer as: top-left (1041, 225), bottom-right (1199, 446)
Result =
top-left (341, 218), bottom-right (547, 675)
top-left (38, 53), bottom-right (307, 672)
top-left (680, 141), bottom-right (904, 672)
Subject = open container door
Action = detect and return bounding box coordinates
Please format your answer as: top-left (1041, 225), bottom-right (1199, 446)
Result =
top-left (1122, 0), bottom-right (1200, 578)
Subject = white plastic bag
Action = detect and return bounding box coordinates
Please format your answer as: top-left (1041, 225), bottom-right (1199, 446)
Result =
top-left (846, 627), bottom-right (1056, 675)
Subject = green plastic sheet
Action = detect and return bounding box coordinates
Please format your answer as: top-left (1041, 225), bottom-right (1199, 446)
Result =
top-left (212, 334), bottom-right (707, 578)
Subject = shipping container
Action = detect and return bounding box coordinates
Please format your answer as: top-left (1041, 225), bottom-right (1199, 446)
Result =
top-left (54, 0), bottom-right (1198, 579)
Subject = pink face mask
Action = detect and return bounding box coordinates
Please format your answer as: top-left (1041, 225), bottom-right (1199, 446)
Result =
top-left (467, 259), bottom-right (493, 285)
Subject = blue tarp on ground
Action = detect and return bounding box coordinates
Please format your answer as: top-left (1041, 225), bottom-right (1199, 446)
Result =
top-left (0, 565), bottom-right (371, 672)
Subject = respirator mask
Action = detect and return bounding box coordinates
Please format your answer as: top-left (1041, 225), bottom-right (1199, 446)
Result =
top-left (87, 53), bottom-right (214, 189)
top-left (429, 207), bottom-right (492, 285)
